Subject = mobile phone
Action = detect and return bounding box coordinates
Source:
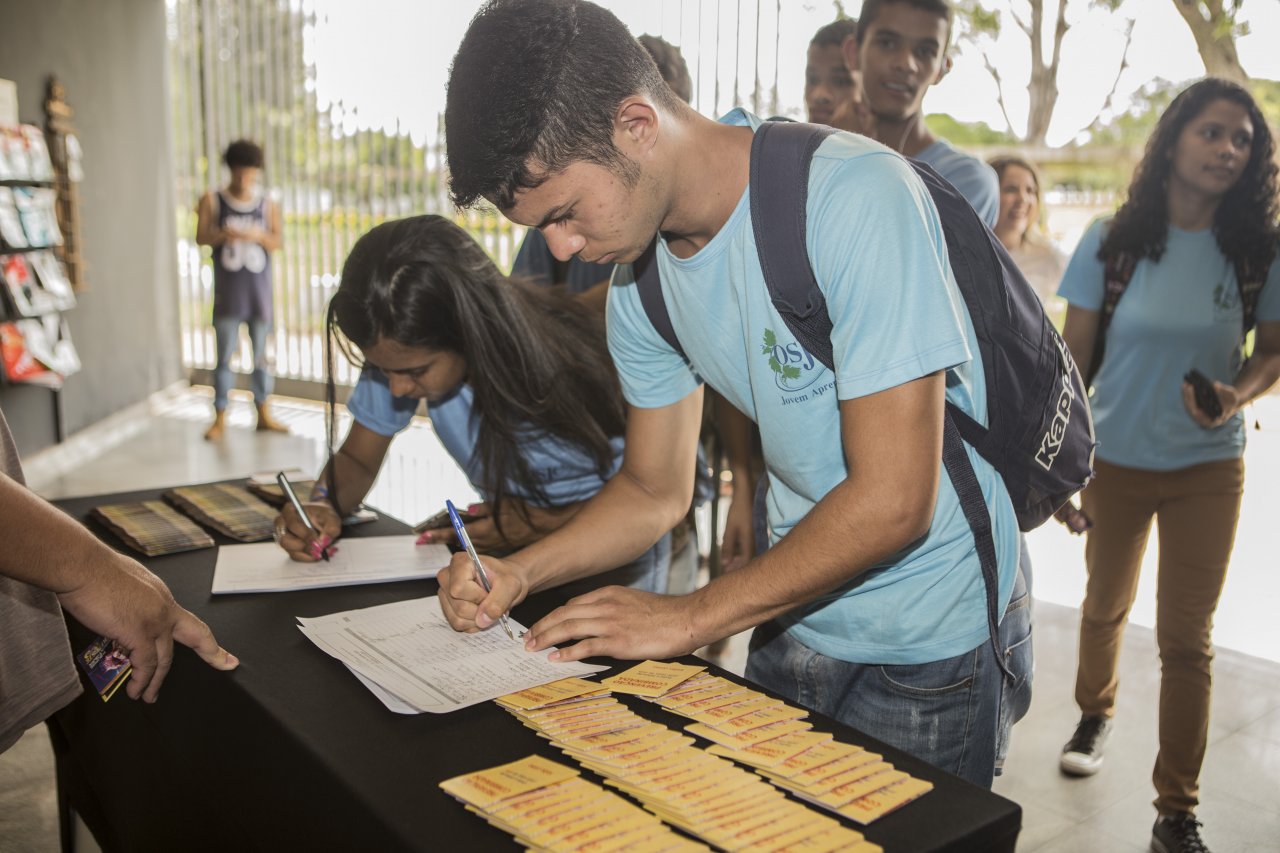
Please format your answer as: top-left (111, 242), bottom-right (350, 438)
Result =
top-left (413, 506), bottom-right (477, 534)
top-left (1184, 369), bottom-right (1223, 419)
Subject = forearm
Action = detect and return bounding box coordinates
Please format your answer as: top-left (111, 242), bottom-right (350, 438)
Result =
top-left (0, 473), bottom-right (130, 593)
top-left (313, 451), bottom-right (380, 517)
top-left (684, 471), bottom-right (932, 645)
top-left (1232, 349), bottom-right (1280, 407)
top-left (512, 469), bottom-right (689, 594)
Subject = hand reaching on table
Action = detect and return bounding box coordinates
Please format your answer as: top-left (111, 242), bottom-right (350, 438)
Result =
top-left (56, 551), bottom-right (239, 703)
top-left (523, 586), bottom-right (706, 662)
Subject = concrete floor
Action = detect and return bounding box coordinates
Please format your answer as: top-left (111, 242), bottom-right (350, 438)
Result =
top-left (2, 385), bottom-right (1278, 852)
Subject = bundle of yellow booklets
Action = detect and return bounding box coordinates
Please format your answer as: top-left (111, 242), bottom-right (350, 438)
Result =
top-left (631, 668), bottom-right (934, 826)
top-left (439, 754), bottom-right (703, 852)
top-left (490, 668), bottom-right (881, 852)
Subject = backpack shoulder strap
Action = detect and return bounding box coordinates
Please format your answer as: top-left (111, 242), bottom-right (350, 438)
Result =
top-left (749, 121), bottom-right (838, 372)
top-left (632, 239), bottom-right (688, 361)
top-left (1086, 251), bottom-right (1138, 387)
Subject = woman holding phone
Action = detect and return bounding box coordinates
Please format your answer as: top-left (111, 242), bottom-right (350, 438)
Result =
top-left (273, 215), bottom-right (694, 596)
top-left (1054, 78), bottom-right (1280, 853)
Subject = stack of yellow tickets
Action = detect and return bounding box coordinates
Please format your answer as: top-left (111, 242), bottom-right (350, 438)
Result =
top-left (439, 754), bottom-right (703, 852)
top-left (494, 667), bottom-right (881, 852)
top-left (630, 668), bottom-right (935, 825)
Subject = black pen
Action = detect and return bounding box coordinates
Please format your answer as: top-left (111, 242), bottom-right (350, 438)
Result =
top-left (276, 471), bottom-right (330, 562)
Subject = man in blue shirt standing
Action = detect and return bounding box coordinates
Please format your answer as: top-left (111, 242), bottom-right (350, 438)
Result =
top-left (437, 0), bottom-right (1027, 789)
top-left (841, 0), bottom-right (999, 226)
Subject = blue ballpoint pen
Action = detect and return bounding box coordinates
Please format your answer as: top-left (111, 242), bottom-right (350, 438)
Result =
top-left (277, 471), bottom-right (330, 562)
top-left (445, 500), bottom-right (519, 640)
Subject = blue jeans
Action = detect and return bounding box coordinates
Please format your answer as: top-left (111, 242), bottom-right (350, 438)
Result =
top-left (745, 563), bottom-right (1032, 789)
top-left (212, 316), bottom-right (273, 411)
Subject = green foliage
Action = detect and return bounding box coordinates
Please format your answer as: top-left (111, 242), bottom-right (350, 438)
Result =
top-left (925, 113), bottom-right (1018, 145)
top-left (1248, 78), bottom-right (1280, 129)
top-left (1086, 78), bottom-right (1181, 147)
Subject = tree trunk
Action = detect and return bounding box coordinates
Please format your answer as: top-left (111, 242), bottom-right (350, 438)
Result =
top-left (1170, 0), bottom-right (1248, 84)
top-left (1024, 0), bottom-right (1069, 147)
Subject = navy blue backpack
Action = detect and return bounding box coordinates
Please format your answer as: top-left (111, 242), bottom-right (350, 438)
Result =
top-left (634, 121), bottom-right (1096, 673)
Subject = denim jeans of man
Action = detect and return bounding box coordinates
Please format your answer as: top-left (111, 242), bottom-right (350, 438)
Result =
top-left (212, 316), bottom-right (273, 411)
top-left (746, 562), bottom-right (1032, 789)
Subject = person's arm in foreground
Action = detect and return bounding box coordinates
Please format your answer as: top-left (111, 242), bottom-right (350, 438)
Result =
top-left (278, 420), bottom-right (392, 562)
top-left (1184, 319), bottom-right (1280, 428)
top-left (437, 386), bottom-right (706, 632)
top-left (444, 373), bottom-right (947, 663)
top-left (0, 472), bottom-right (238, 701)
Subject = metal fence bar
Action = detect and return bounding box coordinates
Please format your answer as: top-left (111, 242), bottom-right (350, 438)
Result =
top-left (170, 0), bottom-right (780, 394)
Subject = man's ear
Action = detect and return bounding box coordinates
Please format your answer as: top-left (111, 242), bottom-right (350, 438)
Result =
top-left (840, 33), bottom-right (859, 73)
top-left (616, 96), bottom-right (660, 156)
top-left (934, 54), bottom-right (953, 85)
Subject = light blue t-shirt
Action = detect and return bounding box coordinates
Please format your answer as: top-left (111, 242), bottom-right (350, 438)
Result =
top-left (1058, 217), bottom-right (1280, 471)
top-left (346, 367), bottom-right (625, 505)
top-left (607, 109), bottom-right (1019, 665)
top-left (916, 139), bottom-right (999, 229)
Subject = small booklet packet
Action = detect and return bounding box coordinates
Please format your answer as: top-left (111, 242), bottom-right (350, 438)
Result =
top-left (76, 636), bottom-right (132, 702)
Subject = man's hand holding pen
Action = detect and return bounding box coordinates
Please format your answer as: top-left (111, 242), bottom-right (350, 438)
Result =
top-left (437, 550), bottom-right (531, 634)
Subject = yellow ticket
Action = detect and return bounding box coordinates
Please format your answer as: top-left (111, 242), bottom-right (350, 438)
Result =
top-left (439, 755), bottom-right (578, 810)
top-left (684, 694), bottom-right (780, 725)
top-left (656, 678), bottom-right (743, 708)
top-left (685, 717), bottom-right (812, 749)
top-left (766, 739), bottom-right (865, 779)
top-left (802, 758), bottom-right (893, 797)
top-left (704, 702), bottom-right (809, 734)
top-left (770, 826), bottom-right (880, 853)
top-left (568, 729), bottom-right (692, 767)
top-left (810, 768), bottom-right (905, 809)
top-left (600, 660), bottom-right (706, 697)
top-left (707, 730), bottom-right (834, 769)
top-left (677, 686), bottom-right (759, 716)
top-left (518, 696), bottom-right (623, 723)
top-left (703, 800), bottom-right (816, 845)
top-left (766, 748), bottom-right (877, 790)
top-left (559, 813), bottom-right (663, 850)
top-left (550, 714), bottom-right (650, 743)
top-left (839, 776), bottom-right (934, 825)
top-left (562, 721), bottom-right (667, 750)
top-left (495, 678), bottom-right (606, 710)
top-left (535, 707), bottom-right (638, 736)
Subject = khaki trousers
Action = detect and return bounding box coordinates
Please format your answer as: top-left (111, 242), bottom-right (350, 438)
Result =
top-left (1074, 456), bottom-right (1244, 815)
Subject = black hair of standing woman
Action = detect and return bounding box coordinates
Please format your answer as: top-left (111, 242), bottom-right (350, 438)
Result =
top-left (1101, 77), bottom-right (1280, 281)
top-left (321, 214), bottom-right (626, 528)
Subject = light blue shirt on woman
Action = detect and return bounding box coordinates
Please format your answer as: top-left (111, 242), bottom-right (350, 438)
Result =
top-left (1058, 217), bottom-right (1280, 472)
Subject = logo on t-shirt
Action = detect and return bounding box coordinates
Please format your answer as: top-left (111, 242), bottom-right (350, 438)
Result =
top-left (761, 328), bottom-right (828, 397)
top-left (1212, 279), bottom-right (1240, 323)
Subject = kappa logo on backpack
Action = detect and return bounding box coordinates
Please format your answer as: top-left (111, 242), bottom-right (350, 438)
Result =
top-left (633, 120), bottom-right (1097, 533)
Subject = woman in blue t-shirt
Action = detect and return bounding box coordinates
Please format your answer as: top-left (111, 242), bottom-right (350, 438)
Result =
top-left (273, 214), bottom-right (684, 594)
top-left (1054, 78), bottom-right (1280, 853)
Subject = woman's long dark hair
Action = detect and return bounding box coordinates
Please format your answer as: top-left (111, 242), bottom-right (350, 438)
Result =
top-left (1101, 77), bottom-right (1280, 282)
top-left (322, 215), bottom-right (626, 530)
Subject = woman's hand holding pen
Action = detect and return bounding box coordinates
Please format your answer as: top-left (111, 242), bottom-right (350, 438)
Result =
top-left (275, 501), bottom-right (341, 562)
top-left (437, 551), bottom-right (530, 633)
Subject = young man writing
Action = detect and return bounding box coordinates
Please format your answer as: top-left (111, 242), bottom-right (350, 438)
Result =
top-left (438, 0), bottom-right (1027, 788)
top-left (842, 0), bottom-right (999, 225)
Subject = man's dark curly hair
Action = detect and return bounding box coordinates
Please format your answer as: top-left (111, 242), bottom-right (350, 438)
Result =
top-left (223, 139), bottom-right (264, 170)
top-left (1101, 77), bottom-right (1280, 282)
top-left (445, 0), bottom-right (685, 210)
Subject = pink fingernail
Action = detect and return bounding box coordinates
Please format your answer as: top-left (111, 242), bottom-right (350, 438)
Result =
top-left (466, 503), bottom-right (482, 514)
top-left (309, 543), bottom-right (323, 558)
top-left (416, 531), bottom-right (433, 544)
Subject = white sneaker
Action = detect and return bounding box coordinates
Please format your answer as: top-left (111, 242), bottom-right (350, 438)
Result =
top-left (1060, 714), bottom-right (1111, 776)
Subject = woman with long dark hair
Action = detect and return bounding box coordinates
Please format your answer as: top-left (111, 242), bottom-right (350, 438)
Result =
top-left (1055, 78), bottom-right (1280, 853)
top-left (273, 214), bottom-right (683, 593)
